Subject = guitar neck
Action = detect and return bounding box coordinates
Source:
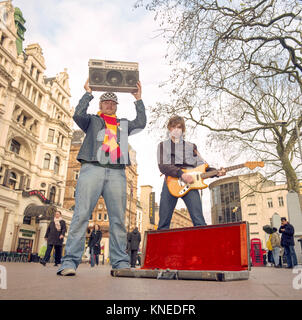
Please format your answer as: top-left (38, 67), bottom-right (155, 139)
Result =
top-left (202, 164), bottom-right (245, 179)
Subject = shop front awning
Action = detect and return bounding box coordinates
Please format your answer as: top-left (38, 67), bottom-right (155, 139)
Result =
top-left (24, 205), bottom-right (57, 221)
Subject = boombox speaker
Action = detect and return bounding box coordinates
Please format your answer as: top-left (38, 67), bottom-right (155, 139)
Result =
top-left (88, 59), bottom-right (139, 93)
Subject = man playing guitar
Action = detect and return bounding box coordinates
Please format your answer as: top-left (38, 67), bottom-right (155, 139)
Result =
top-left (157, 116), bottom-right (226, 230)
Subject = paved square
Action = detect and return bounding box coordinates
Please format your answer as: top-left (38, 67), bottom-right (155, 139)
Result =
top-left (0, 262), bottom-right (301, 300)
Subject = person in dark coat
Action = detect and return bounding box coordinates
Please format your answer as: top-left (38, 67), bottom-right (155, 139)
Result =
top-left (88, 225), bottom-right (102, 267)
top-left (128, 227), bottom-right (141, 268)
top-left (279, 217), bottom-right (298, 269)
top-left (40, 211), bottom-right (66, 266)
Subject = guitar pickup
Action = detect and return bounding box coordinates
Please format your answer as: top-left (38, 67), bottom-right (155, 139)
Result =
top-left (179, 185), bottom-right (190, 195)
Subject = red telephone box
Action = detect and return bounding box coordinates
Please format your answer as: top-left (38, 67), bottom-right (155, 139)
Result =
top-left (250, 238), bottom-right (264, 266)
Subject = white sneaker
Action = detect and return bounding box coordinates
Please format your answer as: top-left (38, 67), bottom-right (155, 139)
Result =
top-left (58, 268), bottom-right (76, 276)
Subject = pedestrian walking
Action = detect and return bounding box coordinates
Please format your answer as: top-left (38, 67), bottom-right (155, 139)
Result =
top-left (137, 249), bottom-right (141, 266)
top-left (88, 225), bottom-right (102, 267)
top-left (126, 232), bottom-right (131, 257)
top-left (266, 236), bottom-right (274, 266)
top-left (270, 227), bottom-right (281, 268)
top-left (40, 211), bottom-right (66, 266)
top-left (57, 79), bottom-right (146, 276)
top-left (279, 247), bottom-right (284, 268)
top-left (279, 217), bottom-right (298, 269)
top-left (128, 227), bottom-right (141, 268)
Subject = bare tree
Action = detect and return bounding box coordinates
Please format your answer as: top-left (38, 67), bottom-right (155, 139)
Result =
top-left (137, 0), bottom-right (302, 193)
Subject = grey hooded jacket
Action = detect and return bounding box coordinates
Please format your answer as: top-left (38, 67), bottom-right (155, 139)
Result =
top-left (73, 92), bottom-right (147, 167)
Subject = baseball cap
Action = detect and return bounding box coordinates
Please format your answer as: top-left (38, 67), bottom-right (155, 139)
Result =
top-left (100, 92), bottom-right (119, 104)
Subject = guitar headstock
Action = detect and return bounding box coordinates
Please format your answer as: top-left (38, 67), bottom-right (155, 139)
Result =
top-left (244, 161), bottom-right (265, 170)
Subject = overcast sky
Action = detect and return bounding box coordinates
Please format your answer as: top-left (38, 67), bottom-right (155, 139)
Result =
top-left (12, 0), bottom-right (228, 223)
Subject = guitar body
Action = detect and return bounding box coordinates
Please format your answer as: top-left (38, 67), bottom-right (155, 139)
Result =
top-left (166, 161), bottom-right (264, 198)
top-left (166, 164), bottom-right (209, 198)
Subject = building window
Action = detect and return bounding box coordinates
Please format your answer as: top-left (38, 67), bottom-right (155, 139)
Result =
top-left (267, 198), bottom-right (273, 208)
top-left (30, 64), bottom-right (34, 76)
top-left (49, 186), bottom-right (56, 203)
top-left (23, 215), bottom-right (31, 225)
top-left (98, 213), bottom-right (102, 220)
top-left (43, 153), bottom-right (51, 169)
top-left (37, 94), bottom-right (42, 107)
top-left (104, 214), bottom-right (108, 221)
top-left (73, 187), bottom-right (76, 198)
top-left (22, 115), bottom-right (28, 126)
top-left (54, 157), bottom-right (60, 174)
top-left (8, 172), bottom-right (17, 189)
top-left (278, 196), bottom-right (284, 207)
top-left (248, 213), bottom-right (257, 216)
top-left (74, 171), bottom-right (80, 180)
top-left (0, 34), bottom-right (5, 46)
top-left (17, 238), bottom-right (33, 253)
top-left (47, 129), bottom-right (55, 143)
top-left (10, 139), bottom-right (21, 154)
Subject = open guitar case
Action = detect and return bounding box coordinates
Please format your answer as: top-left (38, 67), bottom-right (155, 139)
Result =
top-left (111, 221), bottom-right (251, 282)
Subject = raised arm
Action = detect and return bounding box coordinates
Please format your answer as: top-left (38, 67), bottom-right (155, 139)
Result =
top-left (128, 81), bottom-right (147, 134)
top-left (73, 79), bottom-right (94, 133)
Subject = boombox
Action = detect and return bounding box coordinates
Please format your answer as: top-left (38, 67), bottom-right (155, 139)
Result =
top-left (88, 59), bottom-right (139, 93)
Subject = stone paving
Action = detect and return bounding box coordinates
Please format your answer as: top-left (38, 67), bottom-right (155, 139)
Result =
top-left (0, 262), bottom-right (301, 300)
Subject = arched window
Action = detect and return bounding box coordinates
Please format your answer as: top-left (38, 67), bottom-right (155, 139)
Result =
top-left (54, 156), bottom-right (60, 174)
top-left (43, 153), bottom-right (51, 169)
top-left (8, 172), bottom-right (17, 189)
top-left (10, 139), bottom-right (21, 154)
top-left (49, 187), bottom-right (56, 203)
top-left (49, 186), bottom-right (56, 203)
top-left (23, 215), bottom-right (31, 225)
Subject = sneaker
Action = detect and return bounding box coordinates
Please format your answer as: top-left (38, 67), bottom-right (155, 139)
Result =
top-left (110, 268), bottom-right (131, 276)
top-left (57, 268), bottom-right (76, 276)
top-left (54, 264), bottom-right (58, 267)
top-left (40, 260), bottom-right (46, 266)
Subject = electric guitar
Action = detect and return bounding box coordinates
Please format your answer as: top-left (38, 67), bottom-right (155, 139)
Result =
top-left (166, 161), bottom-right (264, 198)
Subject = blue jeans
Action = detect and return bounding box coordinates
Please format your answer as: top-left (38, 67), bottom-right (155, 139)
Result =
top-left (284, 245), bottom-right (298, 268)
top-left (158, 180), bottom-right (207, 230)
top-left (58, 163), bottom-right (130, 273)
top-left (90, 247), bottom-right (99, 267)
top-left (272, 247), bottom-right (280, 266)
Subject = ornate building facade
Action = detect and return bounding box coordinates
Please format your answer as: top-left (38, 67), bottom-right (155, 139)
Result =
top-left (0, 2), bottom-right (73, 254)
